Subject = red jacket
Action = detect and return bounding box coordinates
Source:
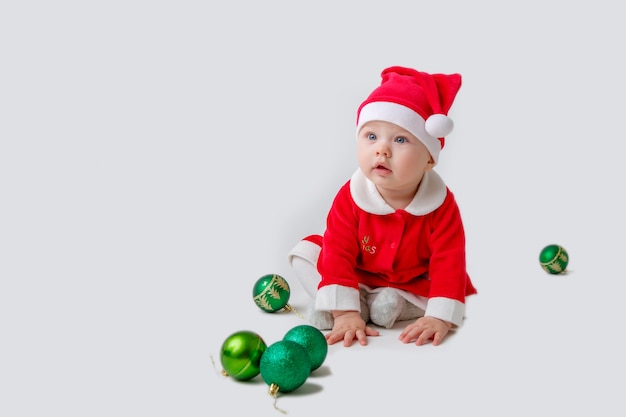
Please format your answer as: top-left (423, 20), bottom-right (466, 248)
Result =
top-left (313, 169), bottom-right (477, 325)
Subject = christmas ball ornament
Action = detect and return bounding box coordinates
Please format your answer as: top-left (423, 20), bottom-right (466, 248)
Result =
top-left (539, 244), bottom-right (569, 274)
top-left (260, 340), bottom-right (311, 394)
top-left (283, 324), bottom-right (328, 371)
top-left (219, 330), bottom-right (267, 381)
top-left (252, 273), bottom-right (292, 313)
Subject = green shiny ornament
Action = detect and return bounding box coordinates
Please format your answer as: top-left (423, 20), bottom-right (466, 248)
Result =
top-left (283, 324), bottom-right (328, 371)
top-left (252, 274), bottom-right (292, 313)
top-left (260, 340), bottom-right (311, 393)
top-left (220, 330), bottom-right (267, 381)
top-left (539, 244), bottom-right (569, 274)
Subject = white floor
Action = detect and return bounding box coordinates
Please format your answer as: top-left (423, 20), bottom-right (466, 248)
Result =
top-left (2, 2), bottom-right (625, 416)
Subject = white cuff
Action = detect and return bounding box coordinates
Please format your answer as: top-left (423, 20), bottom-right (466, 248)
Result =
top-left (425, 297), bottom-right (465, 327)
top-left (315, 284), bottom-right (361, 312)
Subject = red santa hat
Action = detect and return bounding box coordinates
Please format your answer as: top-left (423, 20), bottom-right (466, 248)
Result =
top-left (356, 66), bottom-right (462, 164)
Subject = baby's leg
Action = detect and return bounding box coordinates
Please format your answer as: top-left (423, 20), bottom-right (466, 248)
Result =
top-left (398, 300), bottom-right (425, 321)
top-left (288, 236), bottom-right (370, 330)
top-left (367, 288), bottom-right (404, 328)
top-left (287, 237), bottom-right (323, 298)
top-left (290, 256), bottom-right (320, 298)
top-left (367, 288), bottom-right (425, 328)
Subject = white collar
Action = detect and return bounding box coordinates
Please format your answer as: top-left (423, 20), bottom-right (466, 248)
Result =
top-left (349, 168), bottom-right (447, 215)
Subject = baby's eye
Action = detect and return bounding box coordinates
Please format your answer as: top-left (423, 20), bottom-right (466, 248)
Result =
top-left (395, 136), bottom-right (407, 144)
top-left (367, 133), bottom-right (377, 141)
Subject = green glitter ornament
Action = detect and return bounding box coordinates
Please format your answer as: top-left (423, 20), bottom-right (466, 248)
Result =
top-left (260, 340), bottom-right (311, 394)
top-left (219, 330), bottom-right (267, 381)
top-left (252, 273), bottom-right (294, 313)
top-left (539, 244), bottom-right (569, 274)
top-left (283, 324), bottom-right (328, 371)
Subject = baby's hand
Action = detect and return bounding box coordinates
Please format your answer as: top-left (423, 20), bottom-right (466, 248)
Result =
top-left (398, 316), bottom-right (452, 346)
top-left (325, 310), bottom-right (380, 347)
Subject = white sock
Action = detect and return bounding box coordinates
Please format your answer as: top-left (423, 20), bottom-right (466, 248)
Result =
top-left (398, 300), bottom-right (425, 321)
top-left (367, 288), bottom-right (404, 329)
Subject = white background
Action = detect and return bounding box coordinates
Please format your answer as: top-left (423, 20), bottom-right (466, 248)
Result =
top-left (2, 1), bottom-right (625, 416)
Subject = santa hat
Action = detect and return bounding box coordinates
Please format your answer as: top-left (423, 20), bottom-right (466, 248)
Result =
top-left (356, 66), bottom-right (462, 164)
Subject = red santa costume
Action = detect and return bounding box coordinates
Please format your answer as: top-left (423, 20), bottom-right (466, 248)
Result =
top-left (288, 66), bottom-right (477, 328)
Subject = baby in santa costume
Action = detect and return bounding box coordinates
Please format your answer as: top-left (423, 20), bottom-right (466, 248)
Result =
top-left (288, 66), bottom-right (477, 347)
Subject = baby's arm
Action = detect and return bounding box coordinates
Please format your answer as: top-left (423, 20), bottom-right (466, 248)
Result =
top-left (325, 310), bottom-right (380, 347)
top-left (398, 316), bottom-right (453, 346)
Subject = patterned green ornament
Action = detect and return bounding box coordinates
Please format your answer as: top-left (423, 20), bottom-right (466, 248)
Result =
top-left (260, 340), bottom-right (311, 394)
top-left (252, 274), bottom-right (292, 313)
top-left (283, 324), bottom-right (328, 371)
top-left (539, 244), bottom-right (569, 274)
top-left (220, 330), bottom-right (267, 381)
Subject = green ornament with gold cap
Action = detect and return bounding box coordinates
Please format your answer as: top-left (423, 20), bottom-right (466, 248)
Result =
top-left (252, 273), bottom-right (292, 313)
top-left (260, 339), bottom-right (311, 394)
top-left (539, 244), bottom-right (569, 274)
top-left (219, 330), bottom-right (267, 381)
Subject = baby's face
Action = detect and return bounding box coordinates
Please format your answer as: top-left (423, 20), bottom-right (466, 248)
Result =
top-left (357, 120), bottom-right (434, 198)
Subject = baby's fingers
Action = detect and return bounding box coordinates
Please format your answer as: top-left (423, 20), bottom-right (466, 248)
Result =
top-left (325, 330), bottom-right (345, 345)
top-left (365, 326), bottom-right (380, 337)
top-left (414, 328), bottom-right (436, 346)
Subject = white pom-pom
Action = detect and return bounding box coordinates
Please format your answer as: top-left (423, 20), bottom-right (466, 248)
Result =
top-left (425, 114), bottom-right (454, 138)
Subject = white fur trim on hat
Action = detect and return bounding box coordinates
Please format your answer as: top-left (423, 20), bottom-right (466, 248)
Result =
top-left (356, 101), bottom-right (444, 164)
